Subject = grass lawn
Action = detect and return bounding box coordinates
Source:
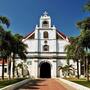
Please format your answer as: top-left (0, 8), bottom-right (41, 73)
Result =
top-left (65, 78), bottom-right (90, 88)
top-left (0, 78), bottom-right (27, 88)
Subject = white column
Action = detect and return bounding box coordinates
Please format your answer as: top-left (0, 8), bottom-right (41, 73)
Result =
top-left (60, 69), bottom-right (63, 78)
top-left (33, 60), bottom-right (38, 78)
top-left (52, 61), bottom-right (56, 78)
top-left (7, 61), bottom-right (9, 78)
top-left (11, 61), bottom-right (13, 78)
top-left (79, 60), bottom-right (81, 76)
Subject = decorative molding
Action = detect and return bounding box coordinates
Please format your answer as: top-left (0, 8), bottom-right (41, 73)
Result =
top-left (34, 60), bottom-right (38, 62)
top-left (26, 52), bottom-right (66, 54)
top-left (16, 56), bottom-right (67, 59)
top-left (53, 60), bottom-right (57, 62)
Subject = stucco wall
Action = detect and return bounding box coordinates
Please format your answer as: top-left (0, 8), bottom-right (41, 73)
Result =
top-left (0, 65), bottom-right (2, 77)
top-left (24, 40), bottom-right (38, 52)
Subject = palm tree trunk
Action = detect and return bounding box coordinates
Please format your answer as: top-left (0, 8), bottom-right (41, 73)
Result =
top-left (8, 57), bottom-right (11, 79)
top-left (22, 67), bottom-right (24, 77)
top-left (86, 56), bottom-right (89, 81)
top-left (77, 59), bottom-right (79, 79)
top-left (16, 68), bottom-right (19, 77)
top-left (67, 60), bottom-right (70, 76)
top-left (12, 54), bottom-right (15, 78)
top-left (2, 58), bottom-right (4, 80)
top-left (86, 47), bottom-right (89, 81)
top-left (84, 58), bottom-right (86, 77)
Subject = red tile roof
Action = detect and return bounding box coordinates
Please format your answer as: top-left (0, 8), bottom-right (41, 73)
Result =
top-left (56, 29), bottom-right (66, 39)
top-left (0, 59), bottom-right (7, 64)
top-left (23, 30), bottom-right (34, 39)
top-left (23, 29), bottom-right (69, 42)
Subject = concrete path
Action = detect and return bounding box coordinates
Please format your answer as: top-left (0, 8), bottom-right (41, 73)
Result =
top-left (17, 78), bottom-right (76, 90)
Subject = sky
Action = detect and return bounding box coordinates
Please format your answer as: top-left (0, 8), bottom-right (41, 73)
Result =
top-left (0, 0), bottom-right (90, 37)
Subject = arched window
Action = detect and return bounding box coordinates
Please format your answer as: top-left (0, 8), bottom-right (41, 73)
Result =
top-left (42, 21), bottom-right (49, 27)
top-left (43, 45), bottom-right (49, 51)
top-left (43, 31), bottom-right (48, 38)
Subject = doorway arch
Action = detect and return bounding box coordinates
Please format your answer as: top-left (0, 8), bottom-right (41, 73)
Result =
top-left (40, 62), bottom-right (51, 78)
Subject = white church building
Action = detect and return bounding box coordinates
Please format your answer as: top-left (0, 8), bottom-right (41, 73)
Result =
top-left (20, 12), bottom-right (80, 78)
top-left (0, 12), bottom-right (81, 78)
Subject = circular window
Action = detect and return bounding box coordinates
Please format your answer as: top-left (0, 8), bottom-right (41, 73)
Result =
top-left (44, 40), bottom-right (47, 43)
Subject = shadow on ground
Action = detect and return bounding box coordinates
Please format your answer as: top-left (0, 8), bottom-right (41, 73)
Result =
top-left (17, 79), bottom-right (47, 90)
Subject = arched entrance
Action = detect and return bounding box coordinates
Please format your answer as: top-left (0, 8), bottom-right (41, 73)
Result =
top-left (40, 62), bottom-right (51, 78)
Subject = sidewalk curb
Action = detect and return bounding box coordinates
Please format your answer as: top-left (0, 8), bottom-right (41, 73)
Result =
top-left (0, 78), bottom-right (31, 90)
top-left (58, 78), bottom-right (90, 90)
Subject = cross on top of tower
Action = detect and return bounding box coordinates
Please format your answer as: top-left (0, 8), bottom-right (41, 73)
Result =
top-left (43, 11), bottom-right (48, 16)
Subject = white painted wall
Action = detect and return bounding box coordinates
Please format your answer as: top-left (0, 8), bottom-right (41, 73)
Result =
top-left (57, 40), bottom-right (69, 52)
top-left (24, 40), bottom-right (38, 52)
top-left (0, 64), bottom-right (8, 78)
top-left (0, 65), bottom-right (2, 77)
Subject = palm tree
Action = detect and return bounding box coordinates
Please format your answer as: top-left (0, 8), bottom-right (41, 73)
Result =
top-left (84, 1), bottom-right (90, 12)
top-left (77, 17), bottom-right (90, 31)
top-left (11, 34), bottom-right (27, 78)
top-left (16, 62), bottom-right (29, 78)
top-left (17, 62), bottom-right (24, 77)
top-left (79, 30), bottom-right (90, 81)
top-left (0, 29), bottom-right (11, 80)
top-left (58, 65), bottom-right (74, 78)
top-left (64, 37), bottom-right (85, 79)
top-left (76, 1), bottom-right (90, 81)
top-left (0, 16), bottom-right (10, 28)
top-left (4, 31), bottom-right (14, 79)
top-left (0, 16), bottom-right (10, 80)
top-left (77, 18), bottom-right (90, 81)
top-left (0, 16), bottom-right (27, 80)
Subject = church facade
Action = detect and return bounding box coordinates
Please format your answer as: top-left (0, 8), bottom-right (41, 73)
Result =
top-left (20, 12), bottom-right (80, 78)
top-left (0, 12), bottom-right (81, 78)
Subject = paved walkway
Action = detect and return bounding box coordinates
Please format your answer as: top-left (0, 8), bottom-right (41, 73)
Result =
top-left (17, 79), bottom-right (76, 90)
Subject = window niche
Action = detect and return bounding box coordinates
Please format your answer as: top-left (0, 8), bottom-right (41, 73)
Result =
top-left (43, 45), bottom-right (49, 51)
top-left (43, 31), bottom-right (48, 38)
top-left (27, 61), bottom-right (32, 65)
top-left (42, 21), bottom-right (49, 27)
top-left (4, 68), bottom-right (7, 73)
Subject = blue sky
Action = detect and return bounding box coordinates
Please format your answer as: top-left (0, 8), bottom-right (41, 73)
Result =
top-left (0, 0), bottom-right (90, 37)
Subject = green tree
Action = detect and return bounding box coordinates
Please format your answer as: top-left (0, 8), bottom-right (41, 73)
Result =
top-left (16, 62), bottom-right (24, 77)
top-left (4, 31), bottom-right (14, 79)
top-left (77, 18), bottom-right (90, 81)
top-left (58, 65), bottom-right (74, 78)
top-left (84, 1), bottom-right (90, 12)
top-left (0, 16), bottom-right (10, 28)
top-left (11, 34), bottom-right (27, 78)
top-left (65, 37), bottom-right (85, 79)
top-left (0, 16), bottom-right (10, 80)
top-left (76, 0), bottom-right (90, 81)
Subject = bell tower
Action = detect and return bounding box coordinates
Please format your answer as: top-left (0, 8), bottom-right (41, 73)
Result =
top-left (39, 11), bottom-right (51, 28)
